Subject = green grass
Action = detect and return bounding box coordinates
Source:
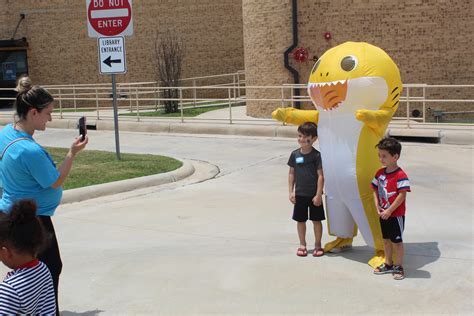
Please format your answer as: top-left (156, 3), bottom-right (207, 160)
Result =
top-left (46, 147), bottom-right (182, 190)
top-left (120, 104), bottom-right (231, 117)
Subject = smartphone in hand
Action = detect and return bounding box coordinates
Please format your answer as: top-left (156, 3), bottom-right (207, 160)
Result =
top-left (78, 116), bottom-right (87, 141)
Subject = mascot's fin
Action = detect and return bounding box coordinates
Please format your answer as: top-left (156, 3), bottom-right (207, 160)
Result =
top-left (272, 107), bottom-right (319, 125)
top-left (355, 109), bottom-right (393, 136)
top-left (324, 237), bottom-right (353, 252)
top-left (368, 249), bottom-right (386, 269)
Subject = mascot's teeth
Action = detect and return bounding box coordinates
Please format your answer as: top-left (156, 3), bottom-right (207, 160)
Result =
top-left (308, 80), bottom-right (347, 88)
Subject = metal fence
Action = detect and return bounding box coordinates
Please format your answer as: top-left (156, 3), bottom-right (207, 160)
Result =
top-left (0, 72), bottom-right (472, 126)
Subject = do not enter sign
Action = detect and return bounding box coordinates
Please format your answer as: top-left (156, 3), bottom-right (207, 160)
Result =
top-left (87, 0), bottom-right (133, 37)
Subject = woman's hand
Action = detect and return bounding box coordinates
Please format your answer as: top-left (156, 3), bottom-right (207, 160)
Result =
top-left (70, 135), bottom-right (88, 156)
top-left (51, 135), bottom-right (89, 189)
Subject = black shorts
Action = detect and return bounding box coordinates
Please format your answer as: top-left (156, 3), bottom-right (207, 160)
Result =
top-left (292, 195), bottom-right (325, 222)
top-left (380, 216), bottom-right (405, 243)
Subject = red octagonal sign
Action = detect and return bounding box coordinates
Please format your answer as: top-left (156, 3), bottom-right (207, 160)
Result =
top-left (87, 0), bottom-right (133, 37)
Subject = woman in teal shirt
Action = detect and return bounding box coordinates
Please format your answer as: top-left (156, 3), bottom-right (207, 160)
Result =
top-left (0, 76), bottom-right (88, 315)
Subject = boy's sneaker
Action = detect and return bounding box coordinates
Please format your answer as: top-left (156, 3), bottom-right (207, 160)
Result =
top-left (374, 263), bottom-right (394, 275)
top-left (392, 265), bottom-right (405, 280)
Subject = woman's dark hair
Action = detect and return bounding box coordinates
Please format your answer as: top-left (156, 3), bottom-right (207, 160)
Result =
top-left (15, 76), bottom-right (54, 120)
top-left (0, 200), bottom-right (48, 256)
top-left (298, 122), bottom-right (318, 137)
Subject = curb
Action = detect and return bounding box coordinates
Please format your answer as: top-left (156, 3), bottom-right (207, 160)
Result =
top-left (61, 159), bottom-right (195, 204)
top-left (95, 119), bottom-right (297, 138)
top-left (439, 130), bottom-right (474, 145)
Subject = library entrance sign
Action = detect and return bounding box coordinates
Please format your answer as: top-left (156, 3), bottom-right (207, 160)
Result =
top-left (98, 36), bottom-right (126, 74)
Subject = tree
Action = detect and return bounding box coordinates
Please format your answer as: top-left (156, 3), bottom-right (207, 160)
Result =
top-left (154, 30), bottom-right (184, 113)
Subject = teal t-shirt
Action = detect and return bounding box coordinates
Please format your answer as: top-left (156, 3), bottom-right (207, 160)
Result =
top-left (0, 124), bottom-right (62, 216)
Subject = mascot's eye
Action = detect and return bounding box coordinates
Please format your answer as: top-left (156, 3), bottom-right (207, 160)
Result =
top-left (310, 58), bottom-right (321, 74)
top-left (341, 56), bottom-right (358, 72)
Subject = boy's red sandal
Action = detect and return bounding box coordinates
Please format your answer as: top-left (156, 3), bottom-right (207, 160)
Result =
top-left (313, 248), bottom-right (324, 257)
top-left (296, 247), bottom-right (308, 257)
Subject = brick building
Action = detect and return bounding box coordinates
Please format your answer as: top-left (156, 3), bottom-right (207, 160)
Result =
top-left (0, 0), bottom-right (244, 85)
top-left (1, 0), bottom-right (473, 120)
top-left (242, 0), bottom-right (474, 119)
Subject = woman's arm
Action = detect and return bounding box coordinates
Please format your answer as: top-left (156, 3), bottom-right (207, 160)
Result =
top-left (51, 136), bottom-right (88, 189)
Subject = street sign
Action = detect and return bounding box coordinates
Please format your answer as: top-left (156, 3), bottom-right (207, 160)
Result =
top-left (98, 36), bottom-right (127, 74)
top-left (87, 0), bottom-right (133, 37)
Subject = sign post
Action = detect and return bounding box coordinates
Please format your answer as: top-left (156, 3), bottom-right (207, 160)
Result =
top-left (86, 0), bottom-right (133, 160)
top-left (111, 74), bottom-right (121, 160)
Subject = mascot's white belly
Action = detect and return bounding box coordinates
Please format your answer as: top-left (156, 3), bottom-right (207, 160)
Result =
top-left (319, 112), bottom-right (361, 199)
top-left (318, 111), bottom-right (374, 246)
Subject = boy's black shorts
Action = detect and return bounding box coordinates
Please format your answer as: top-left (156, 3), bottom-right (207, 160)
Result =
top-left (380, 216), bottom-right (405, 243)
top-left (292, 195), bottom-right (325, 222)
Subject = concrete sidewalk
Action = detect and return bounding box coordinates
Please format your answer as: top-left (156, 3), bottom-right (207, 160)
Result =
top-left (0, 127), bottom-right (471, 315)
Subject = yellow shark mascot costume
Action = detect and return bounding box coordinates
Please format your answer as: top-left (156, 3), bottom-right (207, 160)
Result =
top-left (273, 42), bottom-right (402, 267)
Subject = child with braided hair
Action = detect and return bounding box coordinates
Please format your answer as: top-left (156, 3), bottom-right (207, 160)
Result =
top-left (0, 199), bottom-right (56, 314)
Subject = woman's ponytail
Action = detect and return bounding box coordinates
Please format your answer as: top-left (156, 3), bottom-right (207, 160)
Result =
top-left (14, 76), bottom-right (54, 120)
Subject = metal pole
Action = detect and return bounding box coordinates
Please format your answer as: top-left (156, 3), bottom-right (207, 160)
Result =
top-left (95, 88), bottom-right (100, 120)
top-left (157, 84), bottom-right (161, 112)
top-left (290, 87), bottom-right (294, 108)
top-left (193, 79), bottom-right (197, 108)
top-left (281, 87), bottom-right (285, 107)
top-left (237, 72), bottom-right (241, 97)
top-left (129, 86), bottom-right (132, 112)
top-left (233, 74), bottom-right (237, 107)
top-left (136, 87), bottom-right (140, 122)
top-left (406, 87), bottom-right (410, 128)
top-left (112, 74), bottom-right (121, 160)
top-left (422, 86), bottom-right (426, 123)
top-left (180, 88), bottom-right (184, 123)
top-left (228, 87), bottom-right (232, 124)
top-left (58, 89), bottom-right (63, 119)
top-left (73, 86), bottom-right (77, 110)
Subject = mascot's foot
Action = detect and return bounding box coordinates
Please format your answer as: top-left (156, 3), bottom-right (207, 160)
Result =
top-left (324, 237), bottom-right (353, 253)
top-left (368, 250), bottom-right (386, 269)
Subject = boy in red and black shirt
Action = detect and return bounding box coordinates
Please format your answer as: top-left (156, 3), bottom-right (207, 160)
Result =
top-left (371, 137), bottom-right (411, 280)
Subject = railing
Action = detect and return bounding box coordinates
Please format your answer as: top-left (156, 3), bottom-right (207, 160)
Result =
top-left (0, 73), bottom-right (472, 126)
top-left (285, 83), bottom-right (474, 126)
